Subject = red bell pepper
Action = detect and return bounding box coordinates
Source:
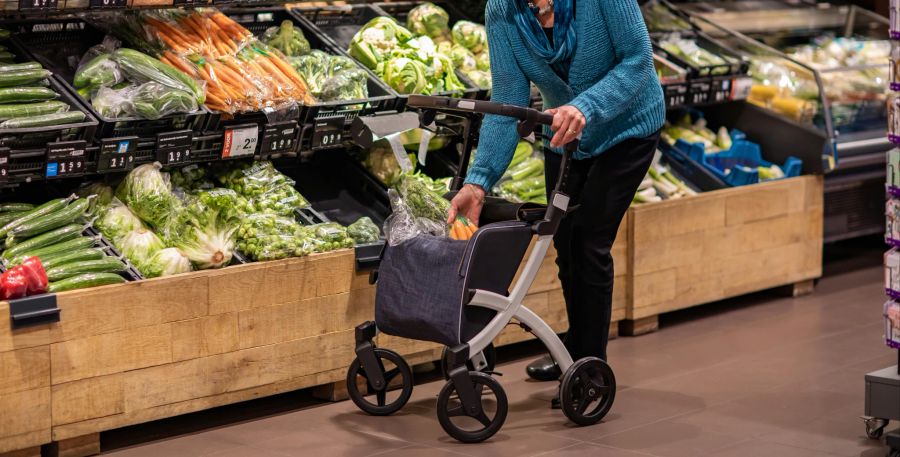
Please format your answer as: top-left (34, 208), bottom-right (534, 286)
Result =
top-left (20, 257), bottom-right (48, 295)
top-left (1, 267), bottom-right (28, 300)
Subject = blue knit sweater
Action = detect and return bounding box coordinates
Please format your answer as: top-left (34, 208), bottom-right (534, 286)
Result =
top-left (466, 0), bottom-right (666, 190)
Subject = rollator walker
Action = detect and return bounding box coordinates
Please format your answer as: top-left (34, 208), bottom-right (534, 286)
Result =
top-left (346, 95), bottom-right (616, 443)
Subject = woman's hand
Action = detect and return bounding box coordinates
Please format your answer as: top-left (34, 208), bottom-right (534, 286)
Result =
top-left (447, 184), bottom-right (486, 226)
top-left (546, 105), bottom-right (586, 148)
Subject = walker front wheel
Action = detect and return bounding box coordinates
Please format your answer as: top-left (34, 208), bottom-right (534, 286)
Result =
top-left (560, 357), bottom-right (616, 426)
top-left (437, 372), bottom-right (508, 443)
top-left (346, 348), bottom-right (413, 416)
top-left (439, 343), bottom-right (497, 379)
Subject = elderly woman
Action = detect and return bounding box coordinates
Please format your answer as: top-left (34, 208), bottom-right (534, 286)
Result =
top-left (447, 0), bottom-right (665, 404)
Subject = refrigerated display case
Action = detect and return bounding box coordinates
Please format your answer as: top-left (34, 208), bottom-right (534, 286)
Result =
top-left (669, 0), bottom-right (891, 241)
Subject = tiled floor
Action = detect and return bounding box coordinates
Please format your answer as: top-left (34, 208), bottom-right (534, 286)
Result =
top-left (105, 242), bottom-right (896, 457)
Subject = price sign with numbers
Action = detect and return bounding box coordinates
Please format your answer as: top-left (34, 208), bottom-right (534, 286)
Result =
top-left (19, 0), bottom-right (57, 10)
top-left (156, 130), bottom-right (193, 165)
top-left (96, 136), bottom-right (137, 173)
top-left (221, 124), bottom-right (259, 159)
top-left (730, 77), bottom-right (753, 101)
top-left (89, 0), bottom-right (127, 8)
top-left (260, 121), bottom-right (298, 156)
top-left (0, 147), bottom-right (10, 183)
top-left (311, 116), bottom-right (345, 150)
top-left (45, 141), bottom-right (87, 179)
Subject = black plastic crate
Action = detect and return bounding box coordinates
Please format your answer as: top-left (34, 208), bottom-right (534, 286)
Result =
top-left (373, 1), bottom-right (489, 100)
top-left (276, 150), bottom-right (389, 269)
top-left (224, 6), bottom-right (398, 151)
top-left (11, 20), bottom-right (208, 157)
top-left (653, 31), bottom-right (748, 79)
top-left (292, 4), bottom-right (480, 108)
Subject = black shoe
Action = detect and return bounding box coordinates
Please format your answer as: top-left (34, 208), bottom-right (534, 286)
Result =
top-left (526, 355), bottom-right (561, 381)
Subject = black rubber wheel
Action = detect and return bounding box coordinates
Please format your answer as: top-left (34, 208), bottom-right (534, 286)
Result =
top-left (346, 348), bottom-right (413, 416)
top-left (560, 357), bottom-right (616, 426)
top-left (440, 343), bottom-right (497, 379)
top-left (867, 425), bottom-right (884, 440)
top-left (436, 372), bottom-right (508, 443)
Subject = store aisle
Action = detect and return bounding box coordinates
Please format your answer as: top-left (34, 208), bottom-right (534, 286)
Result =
top-left (105, 255), bottom-right (893, 457)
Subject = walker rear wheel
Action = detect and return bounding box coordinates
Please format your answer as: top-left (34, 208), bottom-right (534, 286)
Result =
top-left (863, 417), bottom-right (888, 439)
top-left (436, 372), bottom-right (508, 443)
top-left (346, 348), bottom-right (413, 416)
top-left (439, 343), bottom-right (497, 379)
top-left (560, 357), bottom-right (616, 426)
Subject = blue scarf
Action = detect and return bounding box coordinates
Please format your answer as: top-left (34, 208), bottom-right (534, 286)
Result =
top-left (514, 0), bottom-right (576, 78)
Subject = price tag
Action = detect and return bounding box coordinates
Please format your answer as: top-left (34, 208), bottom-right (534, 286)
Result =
top-left (156, 130), bottom-right (193, 165)
top-left (731, 77), bottom-right (753, 101)
top-left (664, 84), bottom-right (688, 109)
top-left (689, 81), bottom-right (712, 105)
top-left (260, 121), bottom-right (298, 156)
top-left (19, 0), bottom-right (57, 10)
top-left (0, 147), bottom-right (10, 183)
top-left (96, 136), bottom-right (137, 173)
top-left (89, 0), bottom-right (126, 8)
top-left (222, 124), bottom-right (259, 159)
top-left (45, 140), bottom-right (87, 179)
top-left (311, 116), bottom-right (345, 149)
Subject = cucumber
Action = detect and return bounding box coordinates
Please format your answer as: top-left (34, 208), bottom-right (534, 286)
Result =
top-left (0, 69), bottom-right (52, 88)
top-left (9, 235), bottom-right (98, 266)
top-left (0, 111), bottom-right (85, 128)
top-left (0, 62), bottom-right (42, 73)
top-left (2, 224), bottom-right (83, 258)
top-left (46, 257), bottom-right (126, 282)
top-left (0, 196), bottom-right (74, 239)
top-left (0, 101), bottom-right (68, 121)
top-left (48, 272), bottom-right (126, 293)
top-left (0, 52), bottom-right (15, 62)
top-left (40, 248), bottom-right (106, 270)
top-left (0, 203), bottom-right (33, 212)
top-left (0, 87), bottom-right (57, 104)
top-left (0, 210), bottom-right (29, 227)
top-left (7, 198), bottom-right (89, 241)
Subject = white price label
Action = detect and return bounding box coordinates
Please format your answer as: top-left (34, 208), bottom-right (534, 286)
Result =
top-left (731, 77), bottom-right (753, 101)
top-left (386, 133), bottom-right (413, 173)
top-left (222, 126), bottom-right (259, 158)
top-left (418, 127), bottom-right (435, 166)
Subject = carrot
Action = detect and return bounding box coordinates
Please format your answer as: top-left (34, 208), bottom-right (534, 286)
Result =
top-left (450, 224), bottom-right (461, 240)
top-left (453, 220), bottom-right (469, 240)
top-left (463, 223), bottom-right (475, 238)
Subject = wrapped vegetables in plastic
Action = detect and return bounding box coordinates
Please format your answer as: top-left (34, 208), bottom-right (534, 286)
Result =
top-left (262, 20), bottom-right (311, 57)
top-left (406, 3), bottom-right (451, 40)
top-left (348, 217), bottom-right (380, 244)
top-left (116, 162), bottom-right (183, 230)
top-left (451, 21), bottom-right (487, 54)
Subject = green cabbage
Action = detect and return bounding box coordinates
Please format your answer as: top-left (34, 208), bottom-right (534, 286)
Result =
top-left (118, 227), bottom-right (164, 267)
top-left (452, 21), bottom-right (487, 54)
top-left (406, 3), bottom-right (450, 39)
top-left (97, 198), bottom-right (145, 243)
top-left (141, 247), bottom-right (193, 278)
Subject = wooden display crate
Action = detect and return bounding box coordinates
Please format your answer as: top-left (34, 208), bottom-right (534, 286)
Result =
top-left (623, 175), bottom-right (823, 334)
top-left (0, 223), bottom-right (614, 457)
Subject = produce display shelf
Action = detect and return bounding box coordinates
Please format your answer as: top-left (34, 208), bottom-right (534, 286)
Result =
top-left (292, 3), bottom-right (481, 109)
top-left (372, 0), bottom-right (490, 100)
top-left (278, 150), bottom-right (389, 269)
top-left (11, 19), bottom-right (208, 157)
top-left (225, 6), bottom-right (399, 152)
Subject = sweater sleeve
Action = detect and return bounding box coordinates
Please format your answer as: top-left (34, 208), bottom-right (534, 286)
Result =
top-left (464, 2), bottom-right (531, 191)
top-left (568, 0), bottom-right (657, 126)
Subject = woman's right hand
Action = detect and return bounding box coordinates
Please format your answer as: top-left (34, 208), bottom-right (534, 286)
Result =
top-left (448, 184), bottom-right (486, 226)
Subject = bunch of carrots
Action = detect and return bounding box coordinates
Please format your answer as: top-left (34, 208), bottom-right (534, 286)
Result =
top-left (141, 9), bottom-right (314, 114)
top-left (449, 217), bottom-right (478, 241)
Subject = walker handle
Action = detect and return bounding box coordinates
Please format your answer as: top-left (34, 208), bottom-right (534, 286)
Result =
top-left (407, 95), bottom-right (555, 126)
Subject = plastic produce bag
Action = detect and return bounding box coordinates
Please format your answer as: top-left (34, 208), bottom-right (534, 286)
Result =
top-left (319, 68), bottom-right (368, 102)
top-left (118, 227), bottom-right (165, 267)
top-left (451, 21), bottom-right (487, 54)
top-left (406, 3), bottom-right (451, 39)
top-left (96, 198), bottom-right (145, 243)
top-left (261, 20), bottom-right (311, 57)
top-left (309, 222), bottom-right (354, 252)
top-left (236, 213), bottom-right (308, 261)
top-left (141, 247), bottom-right (193, 278)
top-left (347, 216), bottom-right (380, 244)
top-left (384, 189), bottom-right (447, 246)
top-left (116, 162), bottom-right (182, 230)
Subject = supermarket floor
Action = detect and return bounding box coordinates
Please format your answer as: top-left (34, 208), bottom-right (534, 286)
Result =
top-left (102, 237), bottom-right (895, 457)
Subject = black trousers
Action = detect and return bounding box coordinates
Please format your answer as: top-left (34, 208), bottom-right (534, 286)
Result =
top-left (543, 131), bottom-right (660, 362)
